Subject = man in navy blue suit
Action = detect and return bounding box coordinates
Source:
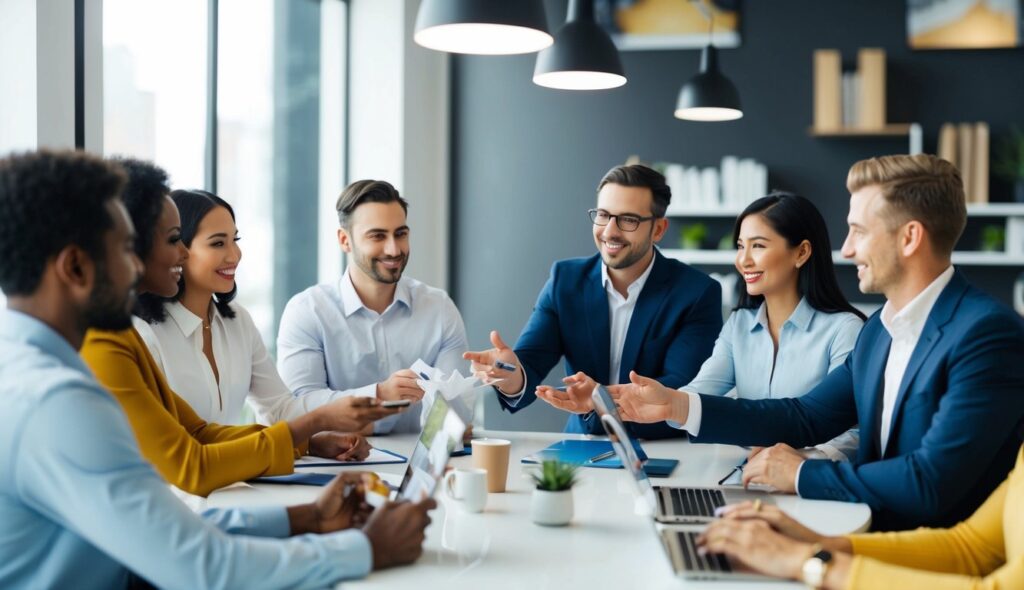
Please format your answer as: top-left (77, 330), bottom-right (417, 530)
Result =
top-left (465, 164), bottom-right (722, 438)
top-left (613, 154), bottom-right (1024, 530)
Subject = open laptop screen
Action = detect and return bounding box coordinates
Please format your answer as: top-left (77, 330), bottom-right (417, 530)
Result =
top-left (600, 413), bottom-right (657, 510)
top-left (397, 394), bottom-right (466, 501)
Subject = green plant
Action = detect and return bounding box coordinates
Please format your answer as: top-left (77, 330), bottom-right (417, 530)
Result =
top-left (530, 460), bottom-right (579, 491)
top-left (993, 127), bottom-right (1024, 181)
top-left (981, 225), bottom-right (1006, 252)
top-left (680, 223), bottom-right (708, 249)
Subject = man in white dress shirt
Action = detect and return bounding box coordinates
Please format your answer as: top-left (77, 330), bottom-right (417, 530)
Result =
top-left (277, 180), bottom-right (469, 434)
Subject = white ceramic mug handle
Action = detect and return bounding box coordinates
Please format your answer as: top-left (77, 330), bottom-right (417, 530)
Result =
top-left (444, 471), bottom-right (461, 500)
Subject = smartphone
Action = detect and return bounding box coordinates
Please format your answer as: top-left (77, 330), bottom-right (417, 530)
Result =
top-left (381, 399), bottom-right (412, 408)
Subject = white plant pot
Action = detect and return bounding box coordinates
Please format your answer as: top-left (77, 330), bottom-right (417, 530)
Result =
top-left (531, 488), bottom-right (573, 526)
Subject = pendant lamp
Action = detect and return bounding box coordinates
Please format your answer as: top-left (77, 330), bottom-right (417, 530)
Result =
top-left (674, 2), bottom-right (742, 121)
top-left (414, 0), bottom-right (553, 55)
top-left (533, 0), bottom-right (626, 90)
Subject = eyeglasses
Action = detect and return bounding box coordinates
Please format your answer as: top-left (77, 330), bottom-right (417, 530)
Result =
top-left (588, 209), bottom-right (657, 232)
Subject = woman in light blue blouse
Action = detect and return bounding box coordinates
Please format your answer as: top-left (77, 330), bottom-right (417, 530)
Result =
top-left (687, 192), bottom-right (866, 460)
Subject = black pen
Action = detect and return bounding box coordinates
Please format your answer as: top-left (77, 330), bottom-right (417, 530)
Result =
top-left (717, 458), bottom-right (749, 485)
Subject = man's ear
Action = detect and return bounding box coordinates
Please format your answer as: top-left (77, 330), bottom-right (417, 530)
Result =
top-left (900, 221), bottom-right (926, 258)
top-left (651, 217), bottom-right (669, 243)
top-left (53, 245), bottom-right (95, 299)
top-left (337, 227), bottom-right (352, 254)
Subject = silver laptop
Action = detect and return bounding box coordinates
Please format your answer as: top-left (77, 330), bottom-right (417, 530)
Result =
top-left (395, 394), bottom-right (465, 501)
top-left (594, 405), bottom-right (771, 525)
top-left (599, 413), bottom-right (777, 582)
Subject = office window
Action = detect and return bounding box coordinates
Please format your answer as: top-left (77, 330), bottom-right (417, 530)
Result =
top-left (103, 0), bottom-right (208, 188)
top-left (102, 0), bottom-right (347, 347)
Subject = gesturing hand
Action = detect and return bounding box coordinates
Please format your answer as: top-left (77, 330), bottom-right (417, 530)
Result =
top-left (536, 372), bottom-right (597, 414)
top-left (608, 371), bottom-right (685, 424)
top-left (463, 330), bottom-right (524, 395)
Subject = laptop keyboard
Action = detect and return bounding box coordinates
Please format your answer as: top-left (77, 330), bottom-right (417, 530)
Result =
top-left (675, 531), bottom-right (732, 573)
top-left (667, 487), bottom-right (726, 517)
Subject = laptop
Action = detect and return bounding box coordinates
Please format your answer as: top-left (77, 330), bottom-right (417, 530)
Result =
top-left (599, 413), bottom-right (777, 582)
top-left (595, 408), bottom-right (771, 525)
top-left (394, 394), bottom-right (466, 501)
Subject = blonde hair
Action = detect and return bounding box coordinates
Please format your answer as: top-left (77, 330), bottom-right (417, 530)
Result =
top-left (846, 154), bottom-right (966, 256)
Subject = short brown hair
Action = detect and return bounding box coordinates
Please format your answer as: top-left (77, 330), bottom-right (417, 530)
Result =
top-left (335, 179), bottom-right (409, 228)
top-left (597, 164), bottom-right (672, 218)
top-left (846, 154), bottom-right (966, 256)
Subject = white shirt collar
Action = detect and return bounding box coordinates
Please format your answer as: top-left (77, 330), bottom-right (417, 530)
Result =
top-left (339, 268), bottom-right (411, 318)
top-left (601, 253), bottom-right (656, 299)
top-left (165, 300), bottom-right (216, 338)
top-left (880, 266), bottom-right (955, 341)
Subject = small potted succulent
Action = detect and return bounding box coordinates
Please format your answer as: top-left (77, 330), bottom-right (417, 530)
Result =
top-left (529, 460), bottom-right (578, 526)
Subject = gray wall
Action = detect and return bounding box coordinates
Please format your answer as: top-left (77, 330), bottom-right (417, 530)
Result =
top-left (452, 0), bottom-right (1024, 431)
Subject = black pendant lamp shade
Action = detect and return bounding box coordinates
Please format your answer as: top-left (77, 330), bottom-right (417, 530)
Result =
top-left (674, 44), bottom-right (742, 121)
top-left (533, 0), bottom-right (626, 90)
top-left (414, 0), bottom-right (553, 55)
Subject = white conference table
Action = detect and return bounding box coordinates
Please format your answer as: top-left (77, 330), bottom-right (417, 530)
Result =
top-left (207, 430), bottom-right (871, 589)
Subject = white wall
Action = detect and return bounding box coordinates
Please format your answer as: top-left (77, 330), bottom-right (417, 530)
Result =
top-left (347, 0), bottom-right (450, 291)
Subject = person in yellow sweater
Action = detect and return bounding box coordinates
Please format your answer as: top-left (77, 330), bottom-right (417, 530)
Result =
top-left (81, 158), bottom-right (403, 497)
top-left (695, 445), bottom-right (1024, 588)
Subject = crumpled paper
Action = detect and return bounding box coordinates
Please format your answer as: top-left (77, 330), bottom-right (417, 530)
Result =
top-left (412, 359), bottom-right (485, 451)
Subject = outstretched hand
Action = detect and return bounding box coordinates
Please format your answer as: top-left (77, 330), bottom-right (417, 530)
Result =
top-left (463, 330), bottom-right (524, 395)
top-left (536, 371), bottom-right (597, 414)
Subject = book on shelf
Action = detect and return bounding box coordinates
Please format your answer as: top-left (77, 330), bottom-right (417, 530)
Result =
top-left (857, 48), bottom-right (885, 130)
top-left (938, 122), bottom-right (989, 204)
top-left (813, 49), bottom-right (842, 131)
top-left (661, 157), bottom-right (768, 215)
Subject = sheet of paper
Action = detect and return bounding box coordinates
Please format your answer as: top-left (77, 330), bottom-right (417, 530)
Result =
top-left (294, 447), bottom-right (405, 467)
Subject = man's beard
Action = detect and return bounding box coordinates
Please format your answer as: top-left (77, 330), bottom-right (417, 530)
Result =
top-left (81, 261), bottom-right (135, 331)
top-left (354, 249), bottom-right (408, 285)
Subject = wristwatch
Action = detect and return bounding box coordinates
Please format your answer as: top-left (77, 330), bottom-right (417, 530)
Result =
top-left (801, 544), bottom-right (833, 589)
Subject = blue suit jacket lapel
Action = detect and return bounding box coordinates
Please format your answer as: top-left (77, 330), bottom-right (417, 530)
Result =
top-left (881, 271), bottom-right (966, 457)
top-left (618, 253), bottom-right (670, 384)
top-left (584, 261), bottom-right (611, 384)
top-left (860, 329), bottom-right (891, 461)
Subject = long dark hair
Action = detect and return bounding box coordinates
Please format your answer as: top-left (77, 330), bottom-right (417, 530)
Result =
top-left (135, 189), bottom-right (238, 323)
top-left (733, 192), bottom-right (865, 321)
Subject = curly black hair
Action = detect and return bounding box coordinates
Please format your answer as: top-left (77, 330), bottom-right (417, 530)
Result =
top-left (0, 150), bottom-right (126, 296)
top-left (135, 188), bottom-right (238, 323)
top-left (111, 156), bottom-right (171, 261)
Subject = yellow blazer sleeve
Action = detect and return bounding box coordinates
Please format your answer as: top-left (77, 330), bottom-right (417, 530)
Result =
top-left (172, 390), bottom-right (309, 457)
top-left (843, 449), bottom-right (1024, 590)
top-left (81, 328), bottom-right (296, 497)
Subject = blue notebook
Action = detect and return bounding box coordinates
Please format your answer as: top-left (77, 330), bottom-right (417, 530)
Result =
top-left (521, 439), bottom-right (678, 477)
top-left (521, 439), bottom-right (648, 467)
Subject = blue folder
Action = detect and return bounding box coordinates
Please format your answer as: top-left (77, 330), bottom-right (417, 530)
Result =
top-left (521, 439), bottom-right (678, 477)
top-left (251, 472), bottom-right (336, 486)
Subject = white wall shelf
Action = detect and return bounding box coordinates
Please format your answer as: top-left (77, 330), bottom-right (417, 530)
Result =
top-left (665, 208), bottom-right (744, 218)
top-left (663, 248), bottom-right (1024, 267)
top-left (967, 203), bottom-right (1024, 217)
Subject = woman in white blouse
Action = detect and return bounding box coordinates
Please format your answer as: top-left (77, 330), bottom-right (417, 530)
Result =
top-left (134, 189), bottom-right (400, 430)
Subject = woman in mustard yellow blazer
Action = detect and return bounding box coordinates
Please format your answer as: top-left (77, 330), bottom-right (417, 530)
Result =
top-left (695, 445), bottom-right (1024, 588)
top-left (81, 158), bottom-right (396, 496)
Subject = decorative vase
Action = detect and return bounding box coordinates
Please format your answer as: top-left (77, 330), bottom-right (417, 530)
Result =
top-left (530, 488), bottom-right (573, 526)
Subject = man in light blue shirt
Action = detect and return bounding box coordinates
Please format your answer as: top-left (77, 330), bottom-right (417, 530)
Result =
top-left (0, 150), bottom-right (433, 589)
top-left (277, 180), bottom-right (469, 434)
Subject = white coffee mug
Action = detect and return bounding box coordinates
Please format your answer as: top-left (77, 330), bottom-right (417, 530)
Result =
top-left (444, 468), bottom-right (488, 513)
